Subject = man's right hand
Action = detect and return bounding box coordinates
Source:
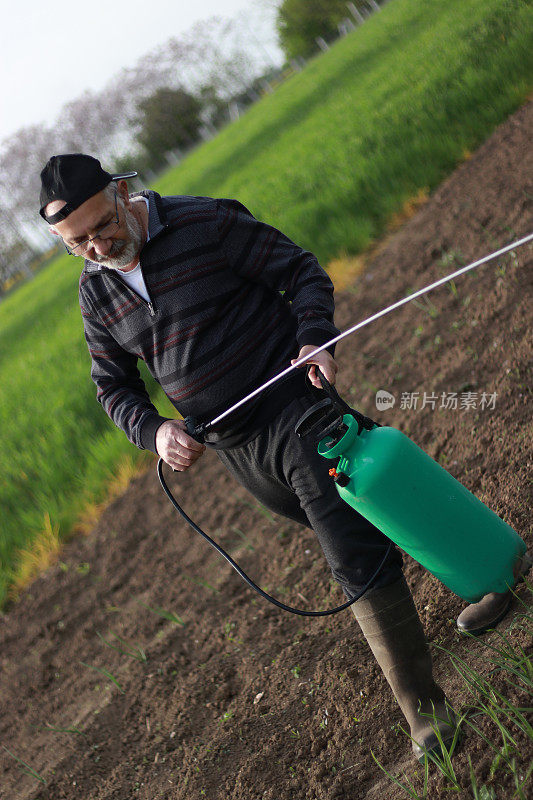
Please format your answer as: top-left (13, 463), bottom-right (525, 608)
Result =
top-left (155, 419), bottom-right (206, 472)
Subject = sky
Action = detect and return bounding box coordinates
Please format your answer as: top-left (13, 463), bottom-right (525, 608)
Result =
top-left (0, 0), bottom-right (281, 145)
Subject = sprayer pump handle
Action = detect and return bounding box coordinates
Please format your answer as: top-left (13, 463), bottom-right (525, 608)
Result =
top-left (305, 365), bottom-right (338, 398)
top-left (184, 416), bottom-right (206, 444)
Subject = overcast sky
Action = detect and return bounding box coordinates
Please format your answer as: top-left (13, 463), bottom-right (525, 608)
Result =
top-left (0, 0), bottom-right (281, 145)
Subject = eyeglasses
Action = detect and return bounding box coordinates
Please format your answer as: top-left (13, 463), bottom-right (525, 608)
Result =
top-left (63, 191), bottom-right (120, 256)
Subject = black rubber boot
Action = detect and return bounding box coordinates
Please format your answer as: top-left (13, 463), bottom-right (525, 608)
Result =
top-left (351, 575), bottom-right (457, 761)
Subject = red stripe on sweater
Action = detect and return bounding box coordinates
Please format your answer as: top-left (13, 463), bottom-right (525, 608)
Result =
top-left (167, 308), bottom-right (282, 402)
top-left (166, 209), bottom-right (216, 228)
top-left (248, 227), bottom-right (276, 280)
top-left (100, 296), bottom-right (142, 326)
top-left (150, 257), bottom-right (226, 294)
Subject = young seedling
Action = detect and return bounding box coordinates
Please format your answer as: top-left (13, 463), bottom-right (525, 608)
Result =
top-left (183, 575), bottom-right (220, 593)
top-left (223, 620), bottom-right (242, 645)
top-left (97, 631), bottom-right (147, 662)
top-left (231, 526), bottom-right (255, 551)
top-left (447, 279), bottom-right (458, 297)
top-left (2, 746), bottom-right (47, 785)
top-left (137, 600), bottom-right (186, 626)
top-left (371, 749), bottom-right (429, 800)
top-left (468, 755), bottom-right (499, 799)
top-left (241, 499), bottom-right (276, 524)
top-left (412, 295), bottom-right (439, 319)
top-left (80, 661), bottom-right (125, 694)
top-left (438, 249), bottom-right (465, 269)
top-left (35, 722), bottom-right (86, 737)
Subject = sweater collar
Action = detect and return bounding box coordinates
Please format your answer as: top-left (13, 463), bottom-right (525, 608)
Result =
top-left (82, 190), bottom-right (167, 274)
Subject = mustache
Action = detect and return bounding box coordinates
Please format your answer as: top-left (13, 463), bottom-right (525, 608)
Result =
top-left (94, 239), bottom-right (128, 261)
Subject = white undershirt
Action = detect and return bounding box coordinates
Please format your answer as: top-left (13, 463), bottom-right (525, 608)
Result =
top-left (117, 261), bottom-right (150, 302)
top-left (117, 197), bottom-right (150, 302)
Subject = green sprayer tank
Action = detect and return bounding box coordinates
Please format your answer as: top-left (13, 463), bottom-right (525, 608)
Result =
top-left (317, 416), bottom-right (526, 603)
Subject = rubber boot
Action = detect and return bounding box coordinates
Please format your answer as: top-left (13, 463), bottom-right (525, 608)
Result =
top-left (456, 553), bottom-right (532, 636)
top-left (351, 575), bottom-right (457, 761)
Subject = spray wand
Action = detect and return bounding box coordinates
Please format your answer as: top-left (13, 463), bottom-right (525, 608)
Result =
top-left (194, 231), bottom-right (533, 440)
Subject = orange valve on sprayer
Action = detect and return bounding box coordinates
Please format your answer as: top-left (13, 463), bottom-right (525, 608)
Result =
top-left (329, 467), bottom-right (350, 487)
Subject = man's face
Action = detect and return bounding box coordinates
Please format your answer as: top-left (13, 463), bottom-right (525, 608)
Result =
top-left (47, 184), bottom-right (143, 270)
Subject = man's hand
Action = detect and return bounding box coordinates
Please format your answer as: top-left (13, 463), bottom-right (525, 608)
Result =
top-left (155, 419), bottom-right (206, 472)
top-left (291, 345), bottom-right (338, 388)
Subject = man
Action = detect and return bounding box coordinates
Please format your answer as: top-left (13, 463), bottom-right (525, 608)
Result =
top-left (38, 153), bottom-right (525, 760)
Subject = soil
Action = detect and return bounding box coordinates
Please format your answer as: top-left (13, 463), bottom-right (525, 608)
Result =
top-left (1, 100), bottom-right (532, 800)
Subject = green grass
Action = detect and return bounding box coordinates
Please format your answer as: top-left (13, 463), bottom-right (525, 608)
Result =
top-left (155, 0), bottom-right (533, 265)
top-left (1, 0), bottom-right (532, 607)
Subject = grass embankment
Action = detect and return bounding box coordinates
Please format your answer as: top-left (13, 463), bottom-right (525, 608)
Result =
top-left (156, 0), bottom-right (533, 265)
top-left (1, 0), bottom-right (532, 607)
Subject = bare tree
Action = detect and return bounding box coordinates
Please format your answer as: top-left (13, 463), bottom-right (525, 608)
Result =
top-left (0, 5), bottom-right (283, 285)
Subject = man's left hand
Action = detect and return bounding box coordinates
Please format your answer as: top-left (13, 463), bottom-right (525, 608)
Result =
top-left (291, 345), bottom-right (338, 388)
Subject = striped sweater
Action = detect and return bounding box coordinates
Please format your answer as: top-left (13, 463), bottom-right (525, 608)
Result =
top-left (79, 190), bottom-right (340, 452)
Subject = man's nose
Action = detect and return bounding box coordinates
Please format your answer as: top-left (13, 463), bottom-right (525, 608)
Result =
top-left (91, 236), bottom-right (113, 256)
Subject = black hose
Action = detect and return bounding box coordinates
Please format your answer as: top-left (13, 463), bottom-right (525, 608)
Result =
top-left (157, 458), bottom-right (393, 617)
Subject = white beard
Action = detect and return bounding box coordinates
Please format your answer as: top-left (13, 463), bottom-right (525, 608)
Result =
top-left (95, 210), bottom-right (144, 270)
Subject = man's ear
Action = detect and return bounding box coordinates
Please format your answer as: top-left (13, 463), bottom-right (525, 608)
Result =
top-left (116, 179), bottom-right (130, 208)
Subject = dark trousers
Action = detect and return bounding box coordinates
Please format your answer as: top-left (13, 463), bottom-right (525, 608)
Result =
top-left (216, 395), bottom-right (403, 599)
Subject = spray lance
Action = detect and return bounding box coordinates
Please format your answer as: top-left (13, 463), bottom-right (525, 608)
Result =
top-left (157, 232), bottom-right (533, 615)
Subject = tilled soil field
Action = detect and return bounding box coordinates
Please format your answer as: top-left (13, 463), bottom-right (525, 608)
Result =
top-left (1, 100), bottom-right (532, 800)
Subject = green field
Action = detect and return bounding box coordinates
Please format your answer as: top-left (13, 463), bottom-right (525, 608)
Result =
top-left (1, 0), bottom-right (532, 607)
top-left (155, 0), bottom-right (533, 264)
